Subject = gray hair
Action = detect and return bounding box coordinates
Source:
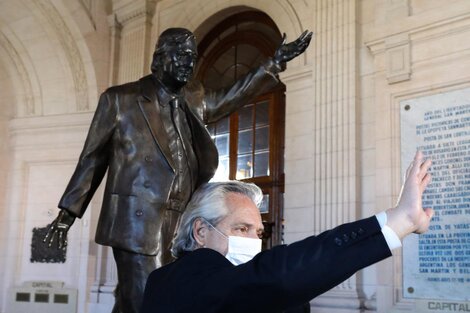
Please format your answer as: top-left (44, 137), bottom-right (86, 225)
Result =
top-left (171, 181), bottom-right (263, 258)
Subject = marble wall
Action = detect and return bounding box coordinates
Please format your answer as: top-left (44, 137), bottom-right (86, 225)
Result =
top-left (0, 0), bottom-right (469, 312)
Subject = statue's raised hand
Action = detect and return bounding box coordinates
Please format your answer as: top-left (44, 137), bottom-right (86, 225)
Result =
top-left (273, 30), bottom-right (313, 66)
top-left (43, 210), bottom-right (76, 250)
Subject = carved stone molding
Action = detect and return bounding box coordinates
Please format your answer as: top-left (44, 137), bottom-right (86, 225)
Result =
top-left (110, 0), bottom-right (156, 83)
top-left (365, 9), bottom-right (470, 55)
top-left (385, 33), bottom-right (411, 84)
top-left (63, 0), bottom-right (97, 33)
top-left (310, 287), bottom-right (364, 312)
top-left (78, 0), bottom-right (97, 30)
top-left (279, 65), bottom-right (314, 92)
top-left (119, 8), bottom-right (153, 26)
top-left (8, 112), bottom-right (93, 149)
top-left (107, 14), bottom-right (122, 85)
top-left (0, 31), bottom-right (37, 116)
top-left (32, 0), bottom-right (89, 111)
top-left (112, 0), bottom-right (156, 27)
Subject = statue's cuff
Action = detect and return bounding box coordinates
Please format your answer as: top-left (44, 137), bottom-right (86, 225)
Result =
top-left (263, 58), bottom-right (283, 75)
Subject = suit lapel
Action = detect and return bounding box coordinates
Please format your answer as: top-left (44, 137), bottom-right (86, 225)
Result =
top-left (184, 104), bottom-right (219, 186)
top-left (138, 75), bottom-right (176, 173)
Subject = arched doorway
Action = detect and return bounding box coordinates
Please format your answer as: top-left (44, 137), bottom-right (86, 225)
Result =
top-left (196, 11), bottom-right (285, 248)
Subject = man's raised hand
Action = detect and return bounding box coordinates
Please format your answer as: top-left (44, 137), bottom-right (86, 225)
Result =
top-left (387, 150), bottom-right (434, 239)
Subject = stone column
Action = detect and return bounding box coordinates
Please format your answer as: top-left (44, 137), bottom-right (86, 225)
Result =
top-left (302, 0), bottom-right (362, 311)
top-left (107, 14), bottom-right (122, 86)
top-left (109, 0), bottom-right (156, 84)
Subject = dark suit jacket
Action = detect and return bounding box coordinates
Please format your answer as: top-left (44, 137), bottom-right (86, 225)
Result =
top-left (140, 216), bottom-right (392, 313)
top-left (58, 61), bottom-right (280, 255)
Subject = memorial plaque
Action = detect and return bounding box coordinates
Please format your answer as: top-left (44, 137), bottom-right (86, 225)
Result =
top-left (31, 225), bottom-right (66, 263)
top-left (400, 88), bottom-right (470, 301)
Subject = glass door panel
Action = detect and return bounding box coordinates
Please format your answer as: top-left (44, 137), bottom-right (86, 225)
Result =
top-left (208, 116), bottom-right (230, 181)
top-left (236, 154), bottom-right (253, 179)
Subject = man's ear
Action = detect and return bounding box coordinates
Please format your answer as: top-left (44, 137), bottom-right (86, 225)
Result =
top-left (193, 218), bottom-right (207, 247)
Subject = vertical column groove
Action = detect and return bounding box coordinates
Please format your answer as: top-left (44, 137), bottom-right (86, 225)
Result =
top-left (312, 0), bottom-right (358, 255)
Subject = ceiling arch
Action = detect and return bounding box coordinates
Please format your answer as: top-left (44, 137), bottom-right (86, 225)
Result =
top-left (0, 0), bottom-right (103, 117)
top-left (0, 27), bottom-right (41, 116)
top-left (153, 0), bottom-right (310, 68)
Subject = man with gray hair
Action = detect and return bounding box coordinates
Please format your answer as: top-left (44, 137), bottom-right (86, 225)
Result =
top-left (141, 150), bottom-right (434, 313)
top-left (171, 180), bottom-right (264, 261)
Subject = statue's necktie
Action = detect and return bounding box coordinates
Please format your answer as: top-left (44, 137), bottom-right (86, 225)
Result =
top-left (170, 97), bottom-right (184, 141)
top-left (170, 97), bottom-right (185, 196)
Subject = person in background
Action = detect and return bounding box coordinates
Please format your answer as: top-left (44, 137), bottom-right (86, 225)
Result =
top-left (141, 150), bottom-right (433, 313)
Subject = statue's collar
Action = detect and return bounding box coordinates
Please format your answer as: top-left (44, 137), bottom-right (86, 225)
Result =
top-left (151, 76), bottom-right (184, 106)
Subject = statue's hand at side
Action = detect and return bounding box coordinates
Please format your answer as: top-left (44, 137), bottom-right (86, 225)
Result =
top-left (273, 30), bottom-right (313, 66)
top-left (43, 210), bottom-right (76, 250)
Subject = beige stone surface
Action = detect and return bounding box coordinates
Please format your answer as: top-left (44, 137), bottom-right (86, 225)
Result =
top-left (1, 0), bottom-right (470, 312)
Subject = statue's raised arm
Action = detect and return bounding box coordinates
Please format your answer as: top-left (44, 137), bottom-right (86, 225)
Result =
top-left (196, 30), bottom-right (314, 123)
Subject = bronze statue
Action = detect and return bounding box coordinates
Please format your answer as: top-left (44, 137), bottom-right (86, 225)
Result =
top-left (44, 28), bottom-right (312, 313)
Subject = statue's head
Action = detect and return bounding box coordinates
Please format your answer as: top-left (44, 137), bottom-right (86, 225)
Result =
top-left (151, 28), bottom-right (198, 91)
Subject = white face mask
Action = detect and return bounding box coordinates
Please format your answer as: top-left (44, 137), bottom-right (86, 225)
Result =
top-left (205, 220), bottom-right (262, 266)
top-left (225, 235), bottom-right (262, 266)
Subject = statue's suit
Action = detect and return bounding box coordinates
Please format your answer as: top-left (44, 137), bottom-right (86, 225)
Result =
top-left (58, 60), bottom-right (281, 259)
